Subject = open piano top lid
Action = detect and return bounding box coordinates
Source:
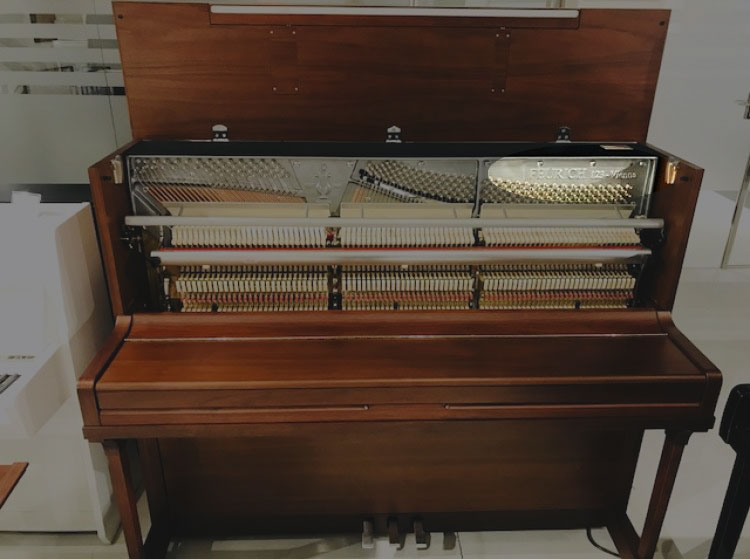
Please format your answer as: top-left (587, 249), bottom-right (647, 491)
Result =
top-left (113, 3), bottom-right (670, 143)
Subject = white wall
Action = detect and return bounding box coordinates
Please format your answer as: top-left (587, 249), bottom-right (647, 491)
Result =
top-left (0, 1), bottom-right (132, 184)
top-left (572, 0), bottom-right (750, 267)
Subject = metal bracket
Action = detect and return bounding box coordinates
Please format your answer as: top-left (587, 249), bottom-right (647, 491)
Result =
top-left (212, 124), bottom-right (229, 142)
top-left (111, 155), bottom-right (124, 184)
top-left (556, 126), bottom-right (572, 142)
top-left (120, 225), bottom-right (142, 252)
top-left (386, 125), bottom-right (402, 143)
top-left (639, 223), bottom-right (666, 250)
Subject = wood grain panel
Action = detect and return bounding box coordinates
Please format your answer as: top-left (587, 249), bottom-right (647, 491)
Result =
top-left (97, 380), bottom-right (706, 411)
top-left (643, 149), bottom-right (705, 311)
top-left (126, 309), bottom-right (666, 339)
top-left (100, 402), bottom-right (702, 427)
top-left (114, 3), bottom-right (668, 142)
top-left (158, 422), bottom-right (643, 533)
top-left (77, 315), bottom-right (132, 425)
top-left (88, 146), bottom-right (148, 316)
top-left (97, 335), bottom-right (701, 390)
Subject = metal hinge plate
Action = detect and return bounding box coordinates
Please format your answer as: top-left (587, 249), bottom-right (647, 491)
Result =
top-left (111, 155), bottom-right (123, 184)
top-left (212, 124), bottom-right (229, 142)
top-left (665, 160), bottom-right (680, 185)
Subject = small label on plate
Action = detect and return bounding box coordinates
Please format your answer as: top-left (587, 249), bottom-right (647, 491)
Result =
top-left (600, 144), bottom-right (634, 151)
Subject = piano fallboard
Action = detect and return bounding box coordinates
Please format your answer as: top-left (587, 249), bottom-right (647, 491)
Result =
top-left (87, 310), bottom-right (719, 433)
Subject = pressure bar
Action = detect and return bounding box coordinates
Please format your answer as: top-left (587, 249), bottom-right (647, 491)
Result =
top-left (127, 216), bottom-right (664, 229)
top-left (151, 247), bottom-right (651, 267)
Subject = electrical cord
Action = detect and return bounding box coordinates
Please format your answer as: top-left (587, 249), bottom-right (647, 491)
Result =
top-left (586, 527), bottom-right (620, 557)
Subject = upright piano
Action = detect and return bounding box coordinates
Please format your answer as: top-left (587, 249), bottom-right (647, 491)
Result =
top-left (79, 4), bottom-right (722, 559)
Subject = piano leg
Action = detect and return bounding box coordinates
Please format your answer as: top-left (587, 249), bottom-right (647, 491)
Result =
top-left (104, 440), bottom-right (146, 559)
top-left (137, 439), bottom-right (171, 558)
top-left (104, 439), bottom-right (171, 559)
top-left (637, 430), bottom-right (692, 559)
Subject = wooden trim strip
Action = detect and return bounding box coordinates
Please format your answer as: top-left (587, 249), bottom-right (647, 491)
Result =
top-left (657, 312), bottom-right (721, 372)
top-left (77, 316), bottom-right (133, 426)
top-left (0, 463), bottom-right (28, 509)
top-left (88, 142), bottom-right (138, 317)
top-left (127, 309), bottom-right (666, 339)
top-left (80, 415), bottom-right (697, 442)
top-left (95, 374), bottom-right (706, 392)
top-left (99, 402), bottom-right (701, 426)
top-left (96, 380), bottom-right (706, 411)
top-left (657, 311), bottom-right (722, 429)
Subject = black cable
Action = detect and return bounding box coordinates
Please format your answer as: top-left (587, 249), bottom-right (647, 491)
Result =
top-left (586, 527), bottom-right (620, 557)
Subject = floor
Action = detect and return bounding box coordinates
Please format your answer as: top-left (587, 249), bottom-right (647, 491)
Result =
top-left (1, 267), bottom-right (750, 558)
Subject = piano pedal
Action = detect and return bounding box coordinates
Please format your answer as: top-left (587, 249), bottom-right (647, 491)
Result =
top-left (414, 519), bottom-right (430, 550)
top-left (388, 517), bottom-right (404, 550)
top-left (443, 531), bottom-right (457, 551)
top-left (361, 519), bottom-right (375, 549)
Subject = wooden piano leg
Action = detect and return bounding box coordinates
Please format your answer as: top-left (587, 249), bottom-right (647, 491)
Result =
top-left (104, 440), bottom-right (146, 559)
top-left (607, 513), bottom-right (640, 559)
top-left (637, 430), bottom-right (692, 559)
top-left (138, 439), bottom-right (171, 558)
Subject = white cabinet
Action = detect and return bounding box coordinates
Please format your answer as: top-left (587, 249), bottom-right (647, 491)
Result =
top-left (0, 200), bottom-right (118, 542)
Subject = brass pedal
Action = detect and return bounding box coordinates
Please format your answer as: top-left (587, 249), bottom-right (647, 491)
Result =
top-left (388, 517), bottom-right (404, 550)
top-left (443, 531), bottom-right (457, 551)
top-left (414, 519), bottom-right (430, 550)
top-left (361, 520), bottom-right (375, 549)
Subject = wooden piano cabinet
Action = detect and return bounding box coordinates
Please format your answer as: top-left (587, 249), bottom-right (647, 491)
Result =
top-left (94, 423), bottom-right (693, 559)
top-left (80, 311), bottom-right (721, 559)
top-left (114, 4), bottom-right (669, 143)
top-left (78, 4), bottom-right (722, 559)
top-left (0, 463), bottom-right (28, 510)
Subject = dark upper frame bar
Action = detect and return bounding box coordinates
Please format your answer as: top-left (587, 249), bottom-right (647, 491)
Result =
top-left (124, 140), bottom-right (662, 160)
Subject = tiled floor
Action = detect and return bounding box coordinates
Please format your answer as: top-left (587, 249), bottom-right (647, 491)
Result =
top-left (1, 267), bottom-right (750, 558)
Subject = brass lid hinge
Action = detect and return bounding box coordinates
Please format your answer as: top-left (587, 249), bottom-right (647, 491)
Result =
top-left (665, 159), bottom-right (680, 185)
top-left (111, 155), bottom-right (124, 185)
